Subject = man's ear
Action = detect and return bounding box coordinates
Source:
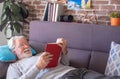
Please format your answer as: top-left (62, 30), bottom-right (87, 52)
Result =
top-left (13, 50), bottom-right (17, 55)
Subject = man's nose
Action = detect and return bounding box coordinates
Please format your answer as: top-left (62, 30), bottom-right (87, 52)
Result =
top-left (24, 44), bottom-right (29, 48)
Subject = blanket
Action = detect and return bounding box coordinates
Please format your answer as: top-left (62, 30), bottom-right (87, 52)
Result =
top-left (59, 68), bottom-right (120, 79)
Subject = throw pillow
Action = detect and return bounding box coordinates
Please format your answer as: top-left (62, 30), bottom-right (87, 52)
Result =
top-left (0, 45), bottom-right (36, 62)
top-left (30, 47), bottom-right (37, 55)
top-left (105, 41), bottom-right (120, 76)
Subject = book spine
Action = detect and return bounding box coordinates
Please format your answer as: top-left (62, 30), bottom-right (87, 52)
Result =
top-left (48, 2), bottom-right (65, 22)
top-left (52, 3), bottom-right (56, 22)
top-left (50, 3), bottom-right (54, 22)
top-left (42, 3), bottom-right (49, 21)
top-left (48, 3), bottom-right (50, 21)
top-left (54, 4), bottom-right (59, 22)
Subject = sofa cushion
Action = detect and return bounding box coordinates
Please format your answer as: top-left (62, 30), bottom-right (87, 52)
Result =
top-left (89, 51), bottom-right (109, 74)
top-left (105, 41), bottom-right (120, 76)
top-left (68, 48), bottom-right (91, 68)
top-left (92, 26), bottom-right (120, 53)
top-left (29, 21), bottom-right (93, 52)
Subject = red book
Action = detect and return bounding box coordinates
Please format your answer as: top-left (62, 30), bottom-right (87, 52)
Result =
top-left (45, 43), bottom-right (61, 68)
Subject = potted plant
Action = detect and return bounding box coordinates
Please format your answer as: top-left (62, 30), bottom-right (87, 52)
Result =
top-left (109, 11), bottom-right (120, 26)
top-left (0, 0), bottom-right (28, 39)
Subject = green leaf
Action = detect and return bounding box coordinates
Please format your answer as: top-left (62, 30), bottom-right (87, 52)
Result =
top-left (10, 3), bottom-right (20, 14)
top-left (1, 2), bottom-right (9, 20)
top-left (11, 13), bottom-right (23, 21)
top-left (5, 6), bottom-right (11, 17)
top-left (0, 18), bottom-right (8, 31)
top-left (4, 26), bottom-right (7, 36)
top-left (19, 3), bottom-right (28, 14)
top-left (110, 12), bottom-right (120, 18)
top-left (13, 22), bottom-right (22, 33)
top-left (3, 23), bottom-right (9, 36)
top-left (2, 1), bottom-right (8, 12)
top-left (1, 12), bottom-right (6, 21)
top-left (19, 3), bottom-right (28, 19)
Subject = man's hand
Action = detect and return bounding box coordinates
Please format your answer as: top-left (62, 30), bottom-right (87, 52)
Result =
top-left (35, 52), bottom-right (53, 70)
top-left (56, 38), bottom-right (68, 55)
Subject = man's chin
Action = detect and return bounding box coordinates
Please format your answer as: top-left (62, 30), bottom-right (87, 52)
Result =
top-left (19, 53), bottom-right (32, 59)
top-left (24, 54), bottom-right (32, 58)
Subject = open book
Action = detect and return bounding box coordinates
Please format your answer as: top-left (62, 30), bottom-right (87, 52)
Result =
top-left (45, 43), bottom-right (62, 68)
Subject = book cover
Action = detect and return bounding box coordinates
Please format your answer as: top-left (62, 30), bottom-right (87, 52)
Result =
top-left (45, 43), bottom-right (61, 68)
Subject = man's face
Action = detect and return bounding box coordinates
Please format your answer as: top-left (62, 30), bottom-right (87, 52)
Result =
top-left (13, 38), bottom-right (32, 59)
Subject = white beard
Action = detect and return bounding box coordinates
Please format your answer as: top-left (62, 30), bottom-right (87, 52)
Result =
top-left (18, 49), bottom-right (32, 59)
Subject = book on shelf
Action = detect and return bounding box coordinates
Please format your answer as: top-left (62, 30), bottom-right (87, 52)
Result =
top-left (42, 2), bottom-right (65, 22)
top-left (42, 3), bottom-right (49, 21)
top-left (53, 3), bottom-right (65, 22)
top-left (45, 43), bottom-right (62, 68)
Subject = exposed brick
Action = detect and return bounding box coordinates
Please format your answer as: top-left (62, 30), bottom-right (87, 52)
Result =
top-left (101, 5), bottom-right (115, 10)
top-left (32, 17), bottom-right (40, 20)
top-left (110, 0), bottom-right (120, 4)
top-left (117, 6), bottom-right (120, 10)
top-left (29, 14), bottom-right (37, 17)
top-left (97, 21), bottom-right (107, 26)
top-left (36, 5), bottom-right (45, 9)
top-left (33, 1), bottom-right (41, 4)
top-left (40, 10), bottom-right (44, 13)
top-left (64, 10), bottom-right (76, 15)
top-left (23, 1), bottom-right (32, 6)
top-left (98, 16), bottom-right (110, 21)
top-left (92, 5), bottom-right (100, 10)
top-left (77, 11), bottom-right (84, 14)
top-left (28, 5), bottom-right (36, 9)
top-left (92, 1), bottom-right (109, 4)
top-left (95, 10), bottom-right (108, 15)
top-left (31, 9), bottom-right (40, 13)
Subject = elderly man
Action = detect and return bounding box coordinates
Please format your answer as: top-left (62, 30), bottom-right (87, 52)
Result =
top-left (6, 36), bottom-right (75, 79)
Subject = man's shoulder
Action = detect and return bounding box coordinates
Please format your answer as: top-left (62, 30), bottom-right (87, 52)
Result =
top-left (11, 54), bottom-right (40, 65)
top-left (9, 54), bottom-right (40, 70)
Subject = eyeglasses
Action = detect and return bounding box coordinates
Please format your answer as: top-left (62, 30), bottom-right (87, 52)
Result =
top-left (15, 42), bottom-right (29, 49)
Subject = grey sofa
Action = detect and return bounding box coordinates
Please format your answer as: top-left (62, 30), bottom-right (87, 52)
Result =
top-left (29, 21), bottom-right (120, 74)
top-left (1, 20), bottom-right (120, 79)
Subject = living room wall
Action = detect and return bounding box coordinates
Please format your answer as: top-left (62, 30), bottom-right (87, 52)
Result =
top-left (0, 3), bottom-right (7, 45)
top-left (21, 0), bottom-right (120, 39)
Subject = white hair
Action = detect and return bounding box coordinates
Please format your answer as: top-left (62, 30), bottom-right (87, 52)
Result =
top-left (8, 36), bottom-right (25, 52)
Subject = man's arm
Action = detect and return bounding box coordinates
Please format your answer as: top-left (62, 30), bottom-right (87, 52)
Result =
top-left (56, 38), bottom-right (70, 66)
top-left (6, 64), bottom-right (39, 79)
top-left (60, 51), bottom-right (69, 66)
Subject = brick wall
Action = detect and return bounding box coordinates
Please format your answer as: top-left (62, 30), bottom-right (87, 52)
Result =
top-left (22, 0), bottom-right (120, 39)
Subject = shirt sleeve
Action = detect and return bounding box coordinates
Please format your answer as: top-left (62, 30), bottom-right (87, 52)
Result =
top-left (6, 64), bottom-right (40, 79)
top-left (60, 54), bottom-right (70, 66)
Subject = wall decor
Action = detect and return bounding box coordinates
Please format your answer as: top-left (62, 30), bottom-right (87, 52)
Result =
top-left (68, 0), bottom-right (91, 10)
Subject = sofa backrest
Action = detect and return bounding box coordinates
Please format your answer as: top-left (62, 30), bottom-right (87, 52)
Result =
top-left (29, 21), bottom-right (120, 74)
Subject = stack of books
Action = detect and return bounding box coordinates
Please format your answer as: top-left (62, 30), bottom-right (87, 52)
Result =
top-left (42, 2), bottom-right (65, 22)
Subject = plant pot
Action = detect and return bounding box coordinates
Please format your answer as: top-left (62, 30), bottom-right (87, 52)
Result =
top-left (110, 18), bottom-right (120, 26)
